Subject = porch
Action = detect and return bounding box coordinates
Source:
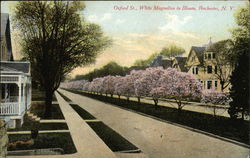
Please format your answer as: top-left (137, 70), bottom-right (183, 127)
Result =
top-left (0, 75), bottom-right (31, 116)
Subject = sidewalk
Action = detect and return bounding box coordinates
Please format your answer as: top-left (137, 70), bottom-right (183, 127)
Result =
top-left (8, 91), bottom-right (117, 158)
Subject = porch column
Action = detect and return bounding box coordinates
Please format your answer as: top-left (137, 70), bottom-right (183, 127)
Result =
top-left (23, 82), bottom-right (26, 110)
top-left (18, 76), bottom-right (21, 115)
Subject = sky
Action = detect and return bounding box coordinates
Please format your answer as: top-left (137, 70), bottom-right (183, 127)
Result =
top-left (1, 1), bottom-right (247, 77)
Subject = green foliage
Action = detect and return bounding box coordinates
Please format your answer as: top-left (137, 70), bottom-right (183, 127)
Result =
top-left (13, 1), bottom-right (110, 92)
top-left (74, 61), bottom-right (128, 81)
top-left (133, 53), bottom-right (158, 68)
top-left (228, 51), bottom-right (249, 119)
top-left (159, 44), bottom-right (185, 58)
top-left (229, 3), bottom-right (250, 65)
top-left (228, 3), bottom-right (250, 119)
top-left (13, 1), bottom-right (110, 116)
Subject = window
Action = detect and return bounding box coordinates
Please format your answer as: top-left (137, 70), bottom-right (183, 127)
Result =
top-left (212, 53), bottom-right (216, 59)
top-left (215, 81), bottom-right (218, 89)
top-left (207, 81), bottom-right (212, 89)
top-left (207, 65), bottom-right (212, 74)
top-left (192, 66), bottom-right (198, 74)
top-left (214, 66), bottom-right (217, 74)
top-left (208, 53), bottom-right (211, 59)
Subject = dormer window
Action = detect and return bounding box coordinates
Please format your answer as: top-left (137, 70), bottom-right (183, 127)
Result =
top-left (208, 53), bottom-right (211, 59)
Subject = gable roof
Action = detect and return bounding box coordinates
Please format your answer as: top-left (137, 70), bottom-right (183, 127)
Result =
top-left (0, 61), bottom-right (30, 74)
top-left (174, 57), bottom-right (187, 72)
top-left (186, 46), bottom-right (205, 65)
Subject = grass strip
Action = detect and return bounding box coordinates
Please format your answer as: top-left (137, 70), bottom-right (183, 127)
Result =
top-left (8, 132), bottom-right (77, 154)
top-left (69, 104), bottom-right (96, 120)
top-left (87, 122), bottom-right (139, 152)
top-left (64, 88), bottom-right (249, 145)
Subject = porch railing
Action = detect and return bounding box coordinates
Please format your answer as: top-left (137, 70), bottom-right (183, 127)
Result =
top-left (0, 103), bottom-right (19, 115)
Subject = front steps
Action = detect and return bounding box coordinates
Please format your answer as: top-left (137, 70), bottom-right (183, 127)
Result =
top-left (26, 111), bottom-right (41, 122)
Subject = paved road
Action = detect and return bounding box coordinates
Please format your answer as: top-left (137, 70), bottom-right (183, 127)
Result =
top-left (59, 89), bottom-right (249, 158)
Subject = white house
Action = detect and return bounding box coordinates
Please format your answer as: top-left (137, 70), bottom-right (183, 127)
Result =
top-left (0, 13), bottom-right (31, 128)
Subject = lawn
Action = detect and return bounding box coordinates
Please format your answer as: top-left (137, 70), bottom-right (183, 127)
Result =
top-left (64, 88), bottom-right (250, 145)
top-left (87, 122), bottom-right (140, 152)
top-left (69, 104), bottom-right (96, 120)
top-left (30, 102), bottom-right (65, 119)
top-left (8, 132), bottom-right (76, 154)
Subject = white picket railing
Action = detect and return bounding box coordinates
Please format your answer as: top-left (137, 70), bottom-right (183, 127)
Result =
top-left (0, 103), bottom-right (19, 115)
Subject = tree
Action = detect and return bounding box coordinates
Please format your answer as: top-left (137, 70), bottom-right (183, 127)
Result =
top-left (134, 67), bottom-right (165, 106)
top-left (14, 1), bottom-right (110, 117)
top-left (228, 51), bottom-right (249, 119)
top-left (102, 75), bottom-right (116, 97)
top-left (228, 3), bottom-right (250, 120)
top-left (157, 68), bottom-right (202, 111)
top-left (206, 39), bottom-right (234, 91)
top-left (114, 76), bottom-right (125, 99)
top-left (133, 53), bottom-right (158, 68)
top-left (74, 61), bottom-right (127, 81)
top-left (159, 44), bottom-right (185, 58)
top-left (201, 89), bottom-right (229, 117)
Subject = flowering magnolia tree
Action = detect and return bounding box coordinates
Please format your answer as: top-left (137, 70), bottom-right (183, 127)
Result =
top-left (89, 77), bottom-right (104, 94)
top-left (102, 75), bottom-right (116, 97)
top-left (117, 75), bottom-right (135, 101)
top-left (114, 76), bottom-right (124, 99)
top-left (60, 80), bottom-right (88, 90)
top-left (61, 67), bottom-right (204, 112)
top-left (201, 89), bottom-right (229, 116)
top-left (135, 67), bottom-right (165, 104)
top-left (155, 68), bottom-right (202, 111)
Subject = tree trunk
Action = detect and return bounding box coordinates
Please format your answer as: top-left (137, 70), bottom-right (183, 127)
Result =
top-left (118, 95), bottom-right (120, 99)
top-left (220, 81), bottom-right (225, 92)
top-left (177, 101), bottom-right (182, 112)
top-left (137, 97), bottom-right (140, 104)
top-left (213, 106), bottom-right (216, 117)
top-left (153, 99), bottom-right (158, 109)
top-left (111, 94), bottom-right (113, 98)
top-left (44, 90), bottom-right (53, 118)
top-left (127, 97), bottom-right (129, 101)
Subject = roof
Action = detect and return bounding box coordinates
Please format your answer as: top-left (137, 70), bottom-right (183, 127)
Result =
top-left (174, 57), bottom-right (187, 72)
top-left (0, 61), bottom-right (30, 74)
top-left (1, 13), bottom-right (9, 37)
top-left (150, 55), bottom-right (172, 69)
top-left (190, 46), bottom-right (206, 64)
top-left (160, 59), bottom-right (172, 69)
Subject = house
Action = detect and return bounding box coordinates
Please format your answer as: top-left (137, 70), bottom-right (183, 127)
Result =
top-left (0, 13), bottom-right (31, 128)
top-left (172, 57), bottom-right (187, 72)
top-left (185, 41), bottom-right (231, 92)
top-left (150, 55), bottom-right (173, 69)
